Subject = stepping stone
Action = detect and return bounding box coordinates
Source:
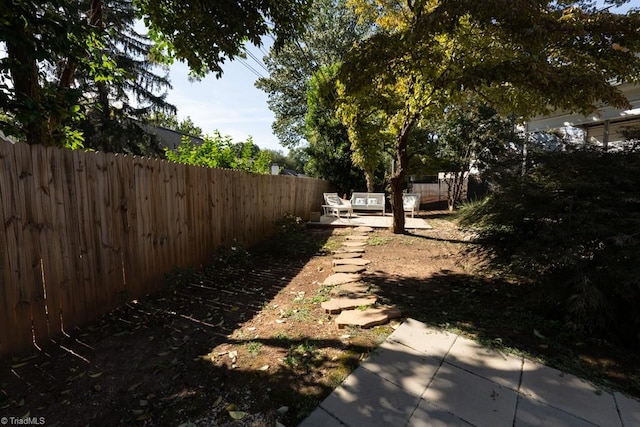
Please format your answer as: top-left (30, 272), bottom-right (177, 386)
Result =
top-left (335, 307), bottom-right (402, 329)
top-left (331, 282), bottom-right (376, 297)
top-left (345, 235), bottom-right (369, 241)
top-left (333, 247), bottom-right (365, 254)
top-left (342, 241), bottom-right (366, 248)
top-left (333, 252), bottom-right (363, 259)
top-left (333, 258), bottom-right (371, 266)
top-left (354, 226), bottom-right (374, 233)
top-left (323, 273), bottom-right (362, 286)
top-left (321, 296), bottom-right (377, 314)
top-left (333, 264), bottom-right (366, 274)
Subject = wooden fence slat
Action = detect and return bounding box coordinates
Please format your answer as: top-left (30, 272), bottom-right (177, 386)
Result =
top-left (30, 146), bottom-right (56, 347)
top-left (13, 143), bottom-right (42, 351)
top-left (0, 142), bottom-right (21, 354)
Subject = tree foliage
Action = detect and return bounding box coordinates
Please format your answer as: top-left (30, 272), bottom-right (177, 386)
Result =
top-left (256, 0), bottom-right (369, 147)
top-left (341, 0), bottom-right (640, 233)
top-left (434, 96), bottom-right (522, 210)
top-left (305, 63), bottom-right (385, 192)
top-left (165, 132), bottom-right (272, 174)
top-left (136, 0), bottom-right (311, 78)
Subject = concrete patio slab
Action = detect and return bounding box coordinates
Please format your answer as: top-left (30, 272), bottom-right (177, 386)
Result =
top-left (408, 399), bottom-right (474, 427)
top-left (388, 318), bottom-right (457, 358)
top-left (311, 214), bottom-right (432, 229)
top-left (298, 407), bottom-right (343, 427)
top-left (361, 339), bottom-right (441, 397)
top-left (319, 366), bottom-right (421, 427)
top-left (299, 318), bottom-right (640, 427)
top-left (615, 392), bottom-right (640, 427)
top-left (514, 396), bottom-right (598, 427)
top-left (446, 335), bottom-right (523, 391)
top-left (422, 363), bottom-right (519, 427)
top-left (519, 359), bottom-right (621, 427)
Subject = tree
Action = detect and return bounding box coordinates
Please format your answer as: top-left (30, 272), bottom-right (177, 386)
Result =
top-left (165, 131), bottom-right (273, 174)
top-left (340, 0), bottom-right (640, 233)
top-left (0, 1), bottom-right (94, 146)
top-left (256, 0), bottom-right (369, 147)
top-left (434, 96), bottom-right (521, 210)
top-left (2, 0), bottom-right (309, 148)
top-left (306, 64), bottom-right (386, 192)
top-left (78, 0), bottom-right (178, 154)
top-left (145, 111), bottom-right (204, 137)
top-left (136, 0), bottom-right (311, 78)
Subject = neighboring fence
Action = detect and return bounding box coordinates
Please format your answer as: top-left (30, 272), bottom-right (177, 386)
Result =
top-left (0, 141), bottom-right (331, 357)
top-left (408, 175), bottom-right (470, 208)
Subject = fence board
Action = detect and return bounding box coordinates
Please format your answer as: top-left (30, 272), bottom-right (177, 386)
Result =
top-left (0, 142), bottom-right (21, 354)
top-left (12, 143), bottom-right (40, 351)
top-left (0, 141), bottom-right (330, 357)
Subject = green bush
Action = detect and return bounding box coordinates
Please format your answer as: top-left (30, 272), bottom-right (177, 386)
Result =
top-left (459, 149), bottom-right (640, 346)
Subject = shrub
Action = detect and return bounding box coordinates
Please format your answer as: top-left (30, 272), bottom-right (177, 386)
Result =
top-left (459, 149), bottom-right (640, 346)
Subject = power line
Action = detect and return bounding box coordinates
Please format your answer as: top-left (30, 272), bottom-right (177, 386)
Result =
top-left (245, 49), bottom-right (270, 74)
top-left (236, 57), bottom-right (266, 79)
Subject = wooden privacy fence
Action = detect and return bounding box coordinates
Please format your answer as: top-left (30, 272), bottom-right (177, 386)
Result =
top-left (0, 141), bottom-right (331, 357)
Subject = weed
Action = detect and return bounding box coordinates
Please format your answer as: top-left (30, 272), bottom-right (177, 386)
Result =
top-left (307, 294), bottom-right (330, 304)
top-left (280, 307), bottom-right (312, 322)
top-left (367, 236), bottom-right (391, 246)
top-left (319, 239), bottom-right (341, 254)
top-left (163, 266), bottom-right (197, 293)
top-left (244, 341), bottom-right (263, 357)
top-left (215, 243), bottom-right (251, 267)
top-left (284, 342), bottom-right (320, 369)
top-left (274, 332), bottom-right (291, 343)
top-left (274, 213), bottom-right (305, 234)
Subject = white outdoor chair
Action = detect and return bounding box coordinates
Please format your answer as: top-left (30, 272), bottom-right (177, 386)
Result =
top-left (323, 193), bottom-right (353, 218)
top-left (402, 193), bottom-right (420, 218)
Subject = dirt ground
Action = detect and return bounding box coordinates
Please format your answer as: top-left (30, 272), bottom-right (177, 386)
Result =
top-left (1, 212), bottom-right (639, 426)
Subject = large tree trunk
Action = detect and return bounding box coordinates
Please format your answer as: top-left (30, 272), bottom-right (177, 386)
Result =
top-left (390, 119), bottom-right (413, 234)
top-left (6, 38), bottom-right (52, 146)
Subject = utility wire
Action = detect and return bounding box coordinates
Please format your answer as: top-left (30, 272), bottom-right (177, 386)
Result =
top-left (245, 49), bottom-right (270, 74)
top-left (236, 57), bottom-right (266, 79)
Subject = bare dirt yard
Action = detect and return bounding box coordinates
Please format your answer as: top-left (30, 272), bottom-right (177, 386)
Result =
top-left (1, 212), bottom-right (639, 426)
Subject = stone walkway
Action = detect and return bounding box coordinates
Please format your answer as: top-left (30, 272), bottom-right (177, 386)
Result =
top-left (300, 319), bottom-right (640, 427)
top-left (320, 226), bottom-right (401, 328)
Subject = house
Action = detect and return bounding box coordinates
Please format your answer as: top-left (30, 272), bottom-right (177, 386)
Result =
top-left (526, 81), bottom-right (640, 150)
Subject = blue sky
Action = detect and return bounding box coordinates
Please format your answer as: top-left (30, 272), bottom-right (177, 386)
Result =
top-left (164, 42), bottom-right (285, 153)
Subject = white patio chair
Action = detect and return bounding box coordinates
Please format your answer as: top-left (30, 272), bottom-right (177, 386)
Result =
top-left (323, 193), bottom-right (353, 218)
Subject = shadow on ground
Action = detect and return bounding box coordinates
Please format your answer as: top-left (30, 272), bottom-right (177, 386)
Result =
top-left (361, 269), bottom-right (640, 399)
top-left (0, 228), bottom-right (358, 426)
